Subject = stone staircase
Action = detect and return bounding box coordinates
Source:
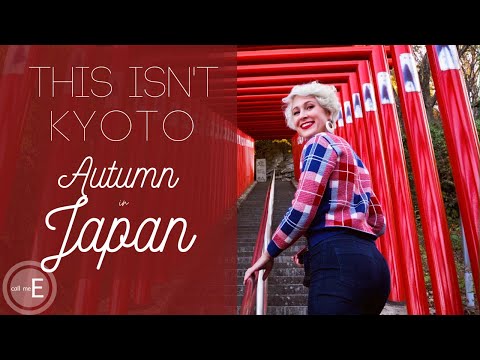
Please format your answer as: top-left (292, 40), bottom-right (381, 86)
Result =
top-left (237, 180), bottom-right (308, 315)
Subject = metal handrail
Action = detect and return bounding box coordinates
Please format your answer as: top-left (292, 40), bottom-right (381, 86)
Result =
top-left (256, 170), bottom-right (275, 314)
top-left (240, 171), bottom-right (275, 315)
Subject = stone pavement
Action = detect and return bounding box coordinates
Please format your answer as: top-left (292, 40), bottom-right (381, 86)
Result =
top-left (380, 301), bottom-right (409, 315)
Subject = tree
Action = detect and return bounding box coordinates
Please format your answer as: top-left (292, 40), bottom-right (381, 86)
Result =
top-left (458, 45), bottom-right (480, 120)
top-left (413, 45), bottom-right (480, 122)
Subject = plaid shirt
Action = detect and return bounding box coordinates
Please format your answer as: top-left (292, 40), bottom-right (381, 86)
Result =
top-left (267, 133), bottom-right (386, 258)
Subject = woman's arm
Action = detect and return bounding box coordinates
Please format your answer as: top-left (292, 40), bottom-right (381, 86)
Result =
top-left (367, 189), bottom-right (386, 236)
top-left (266, 134), bottom-right (338, 257)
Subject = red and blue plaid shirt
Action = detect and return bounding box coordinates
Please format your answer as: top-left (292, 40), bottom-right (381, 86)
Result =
top-left (267, 133), bottom-right (386, 257)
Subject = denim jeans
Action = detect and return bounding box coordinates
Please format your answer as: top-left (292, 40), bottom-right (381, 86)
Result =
top-left (307, 230), bottom-right (391, 315)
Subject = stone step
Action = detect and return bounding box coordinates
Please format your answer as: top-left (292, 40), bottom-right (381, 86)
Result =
top-left (380, 301), bottom-right (408, 315)
top-left (268, 294), bottom-right (308, 307)
top-left (237, 181), bottom-right (310, 315)
top-left (267, 284), bottom-right (308, 295)
top-left (237, 274), bottom-right (307, 290)
top-left (237, 242), bottom-right (260, 247)
top-left (237, 299), bottom-right (406, 315)
top-left (267, 306), bottom-right (308, 315)
top-left (236, 250), bottom-right (307, 258)
top-left (237, 283), bottom-right (307, 296)
top-left (237, 267), bottom-right (304, 277)
top-left (236, 305), bottom-right (308, 316)
top-left (237, 256), bottom-right (307, 266)
top-left (266, 276), bottom-right (306, 285)
top-left (236, 275), bottom-right (305, 284)
top-left (237, 248), bottom-right (255, 254)
top-left (237, 242), bottom-right (307, 249)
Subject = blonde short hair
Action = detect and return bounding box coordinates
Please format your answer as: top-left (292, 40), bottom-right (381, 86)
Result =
top-left (282, 81), bottom-right (341, 130)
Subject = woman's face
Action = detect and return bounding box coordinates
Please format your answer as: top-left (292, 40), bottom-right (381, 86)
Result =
top-left (291, 95), bottom-right (330, 138)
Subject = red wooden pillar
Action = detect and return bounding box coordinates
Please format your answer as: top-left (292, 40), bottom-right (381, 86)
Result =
top-left (357, 60), bottom-right (404, 302)
top-left (341, 85), bottom-right (352, 142)
top-left (427, 45), bottom-right (480, 304)
top-left (291, 133), bottom-right (304, 182)
top-left (334, 89), bottom-right (346, 139)
top-left (391, 45), bottom-right (451, 314)
top-left (0, 46), bottom-right (37, 229)
top-left (342, 82), bottom-right (362, 154)
top-left (369, 46), bottom-right (430, 313)
top-left (348, 73), bottom-right (369, 163)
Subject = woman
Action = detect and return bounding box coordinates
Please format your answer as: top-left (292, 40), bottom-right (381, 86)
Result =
top-left (243, 81), bottom-right (391, 315)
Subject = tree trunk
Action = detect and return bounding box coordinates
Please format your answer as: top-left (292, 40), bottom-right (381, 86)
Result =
top-left (419, 52), bottom-right (437, 122)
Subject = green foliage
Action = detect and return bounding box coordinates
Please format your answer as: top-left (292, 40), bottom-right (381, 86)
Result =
top-left (450, 231), bottom-right (463, 253)
top-left (254, 139), bottom-right (293, 179)
top-left (406, 116), bottom-right (479, 230)
top-left (400, 109), bottom-right (480, 313)
top-left (254, 140), bottom-right (271, 157)
top-left (273, 139), bottom-right (291, 145)
top-left (255, 139), bottom-right (291, 158)
top-left (272, 139), bottom-right (292, 154)
top-left (429, 121), bottom-right (460, 226)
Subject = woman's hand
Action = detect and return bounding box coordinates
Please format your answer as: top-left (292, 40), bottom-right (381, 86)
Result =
top-left (243, 252), bottom-right (274, 285)
top-left (292, 246), bottom-right (308, 267)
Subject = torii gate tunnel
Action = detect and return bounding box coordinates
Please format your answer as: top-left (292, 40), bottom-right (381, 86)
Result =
top-left (237, 45), bottom-right (479, 315)
top-left (0, 45), bottom-right (478, 315)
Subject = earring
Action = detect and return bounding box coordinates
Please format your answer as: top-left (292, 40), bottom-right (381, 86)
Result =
top-left (326, 119), bottom-right (335, 133)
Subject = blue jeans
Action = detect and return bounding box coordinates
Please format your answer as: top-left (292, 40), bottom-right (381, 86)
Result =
top-left (306, 230), bottom-right (391, 315)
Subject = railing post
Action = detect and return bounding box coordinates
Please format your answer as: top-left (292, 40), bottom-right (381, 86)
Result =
top-left (256, 170), bottom-right (275, 315)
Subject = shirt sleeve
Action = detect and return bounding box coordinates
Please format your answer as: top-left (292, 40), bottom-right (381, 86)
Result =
top-left (367, 189), bottom-right (386, 237)
top-left (267, 135), bottom-right (338, 257)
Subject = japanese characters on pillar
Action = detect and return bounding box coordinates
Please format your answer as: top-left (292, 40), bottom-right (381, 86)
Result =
top-left (348, 74), bottom-right (368, 165)
top-left (335, 90), bottom-right (345, 139)
top-left (340, 84), bottom-right (353, 142)
top-left (344, 76), bottom-right (362, 156)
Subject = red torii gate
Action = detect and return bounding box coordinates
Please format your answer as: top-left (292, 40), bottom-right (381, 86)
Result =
top-left (237, 45), bottom-right (479, 315)
top-left (237, 51), bottom-right (429, 313)
top-left (237, 59), bottom-right (420, 311)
